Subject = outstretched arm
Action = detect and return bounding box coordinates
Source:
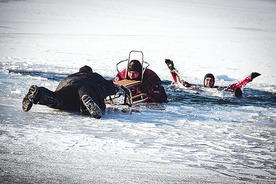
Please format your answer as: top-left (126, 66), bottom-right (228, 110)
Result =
top-left (165, 59), bottom-right (192, 87)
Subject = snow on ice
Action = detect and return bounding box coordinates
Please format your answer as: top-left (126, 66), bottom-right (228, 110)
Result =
top-left (0, 0), bottom-right (276, 183)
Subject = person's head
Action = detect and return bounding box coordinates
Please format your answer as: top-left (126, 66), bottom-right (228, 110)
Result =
top-left (127, 60), bottom-right (142, 80)
top-left (204, 73), bottom-right (215, 87)
top-left (79, 65), bottom-right (93, 73)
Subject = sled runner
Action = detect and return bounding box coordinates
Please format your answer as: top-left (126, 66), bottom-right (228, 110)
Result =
top-left (108, 50), bottom-right (150, 106)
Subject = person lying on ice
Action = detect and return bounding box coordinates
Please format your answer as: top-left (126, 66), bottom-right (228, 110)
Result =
top-left (22, 65), bottom-right (123, 119)
top-left (114, 59), bottom-right (168, 103)
top-left (165, 59), bottom-right (261, 97)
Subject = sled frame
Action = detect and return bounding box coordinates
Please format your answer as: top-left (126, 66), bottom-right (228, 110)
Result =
top-left (111, 50), bottom-right (150, 106)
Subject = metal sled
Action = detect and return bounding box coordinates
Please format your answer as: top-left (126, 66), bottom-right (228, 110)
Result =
top-left (109, 50), bottom-right (150, 106)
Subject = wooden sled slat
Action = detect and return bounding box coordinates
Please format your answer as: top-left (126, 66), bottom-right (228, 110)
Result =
top-left (132, 93), bottom-right (147, 100)
top-left (114, 80), bottom-right (141, 87)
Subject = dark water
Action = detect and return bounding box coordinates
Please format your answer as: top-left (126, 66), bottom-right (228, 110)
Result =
top-left (8, 69), bottom-right (276, 108)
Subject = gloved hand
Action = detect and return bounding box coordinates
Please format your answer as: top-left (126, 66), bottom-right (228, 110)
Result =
top-left (250, 72), bottom-right (261, 81)
top-left (165, 59), bottom-right (175, 71)
top-left (114, 84), bottom-right (126, 95)
top-left (113, 84), bottom-right (132, 106)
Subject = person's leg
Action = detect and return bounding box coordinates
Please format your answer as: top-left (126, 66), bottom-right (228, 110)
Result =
top-left (78, 86), bottom-right (103, 119)
top-left (228, 72), bottom-right (261, 90)
top-left (229, 76), bottom-right (251, 90)
top-left (22, 85), bottom-right (64, 112)
top-left (54, 85), bottom-right (80, 111)
top-left (22, 85), bottom-right (39, 112)
top-left (81, 95), bottom-right (102, 119)
top-left (38, 87), bottom-right (65, 109)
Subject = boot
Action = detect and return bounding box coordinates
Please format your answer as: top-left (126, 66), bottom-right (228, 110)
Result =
top-left (22, 85), bottom-right (39, 112)
top-left (82, 95), bottom-right (102, 119)
top-left (250, 72), bottom-right (261, 81)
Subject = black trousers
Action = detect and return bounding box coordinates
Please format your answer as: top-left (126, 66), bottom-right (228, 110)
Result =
top-left (36, 84), bottom-right (105, 112)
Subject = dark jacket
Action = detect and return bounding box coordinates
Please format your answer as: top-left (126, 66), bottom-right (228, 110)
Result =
top-left (55, 70), bottom-right (116, 111)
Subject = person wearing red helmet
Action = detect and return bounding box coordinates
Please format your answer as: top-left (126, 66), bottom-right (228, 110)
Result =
top-left (165, 59), bottom-right (261, 97)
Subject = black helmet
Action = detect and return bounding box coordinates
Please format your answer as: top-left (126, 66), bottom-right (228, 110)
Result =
top-left (128, 60), bottom-right (142, 74)
top-left (204, 73), bottom-right (215, 87)
top-left (79, 65), bottom-right (93, 73)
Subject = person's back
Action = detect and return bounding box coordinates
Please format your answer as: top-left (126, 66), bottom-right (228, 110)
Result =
top-left (55, 70), bottom-right (116, 111)
top-left (56, 71), bottom-right (115, 96)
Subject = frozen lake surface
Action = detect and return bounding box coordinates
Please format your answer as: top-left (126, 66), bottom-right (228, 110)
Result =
top-left (1, 0), bottom-right (276, 183)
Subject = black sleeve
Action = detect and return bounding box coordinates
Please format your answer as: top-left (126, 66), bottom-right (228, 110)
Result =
top-left (91, 73), bottom-right (117, 96)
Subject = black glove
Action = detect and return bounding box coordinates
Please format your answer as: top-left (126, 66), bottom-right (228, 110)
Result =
top-left (250, 72), bottom-right (261, 81)
top-left (165, 59), bottom-right (175, 71)
top-left (114, 84), bottom-right (126, 95)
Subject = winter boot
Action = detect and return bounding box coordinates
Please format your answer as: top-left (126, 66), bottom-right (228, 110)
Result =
top-left (81, 95), bottom-right (102, 119)
top-left (22, 85), bottom-right (39, 112)
top-left (250, 72), bottom-right (261, 81)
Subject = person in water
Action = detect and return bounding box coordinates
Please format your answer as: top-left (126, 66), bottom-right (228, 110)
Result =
top-left (114, 59), bottom-right (167, 103)
top-left (165, 59), bottom-right (261, 97)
